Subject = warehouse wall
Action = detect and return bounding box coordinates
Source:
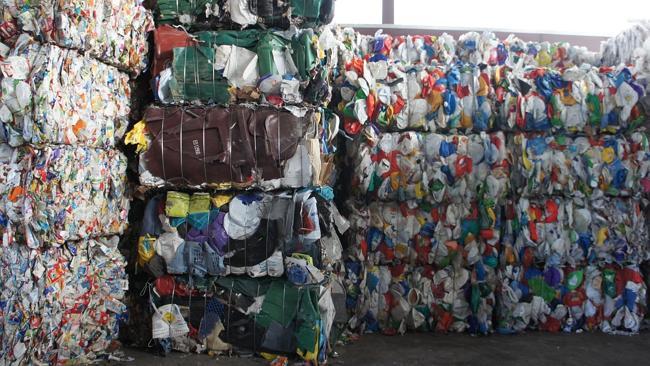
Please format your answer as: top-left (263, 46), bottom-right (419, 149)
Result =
top-left (341, 24), bottom-right (607, 51)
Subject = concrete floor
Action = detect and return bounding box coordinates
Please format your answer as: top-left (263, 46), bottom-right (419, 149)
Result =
top-left (112, 332), bottom-right (650, 366)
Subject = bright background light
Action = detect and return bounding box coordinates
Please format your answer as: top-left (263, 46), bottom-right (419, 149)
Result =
top-left (334, 0), bottom-right (650, 37)
top-left (335, 0), bottom-right (382, 25)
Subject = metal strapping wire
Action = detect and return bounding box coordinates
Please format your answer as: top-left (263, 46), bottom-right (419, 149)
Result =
top-left (282, 282), bottom-right (286, 325)
top-left (202, 107), bottom-right (208, 183)
top-left (194, 36), bottom-right (200, 98)
top-left (277, 108), bottom-right (281, 169)
top-left (169, 281), bottom-right (176, 336)
top-left (253, 107), bottom-right (258, 187)
top-left (182, 43), bottom-right (188, 102)
top-left (180, 107), bottom-right (185, 182)
top-left (212, 44), bottom-right (217, 101)
top-left (188, 276), bottom-right (193, 332)
top-left (229, 106), bottom-right (234, 186)
top-left (201, 290), bottom-right (208, 338)
top-left (244, 198), bottom-right (248, 271)
top-left (253, 282), bottom-right (260, 353)
top-left (266, 204), bottom-right (271, 269)
top-left (300, 107), bottom-right (306, 187)
top-left (227, 283), bottom-right (233, 343)
top-left (161, 109), bottom-right (167, 181)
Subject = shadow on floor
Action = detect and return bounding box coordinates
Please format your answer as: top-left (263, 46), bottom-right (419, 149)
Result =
top-left (112, 332), bottom-right (650, 366)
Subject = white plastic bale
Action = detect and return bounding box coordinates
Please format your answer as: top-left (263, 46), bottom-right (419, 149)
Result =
top-left (0, 35), bottom-right (131, 148)
top-left (0, 236), bottom-right (128, 364)
top-left (0, 144), bottom-right (129, 248)
top-left (1, 0), bottom-right (153, 74)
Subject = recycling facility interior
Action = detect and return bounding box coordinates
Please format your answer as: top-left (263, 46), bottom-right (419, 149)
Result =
top-left (1, 1), bottom-right (650, 365)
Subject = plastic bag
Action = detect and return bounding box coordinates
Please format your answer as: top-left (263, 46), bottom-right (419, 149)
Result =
top-left (131, 105), bottom-right (336, 190)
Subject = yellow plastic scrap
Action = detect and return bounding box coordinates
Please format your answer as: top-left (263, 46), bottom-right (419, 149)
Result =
top-left (390, 172), bottom-right (400, 191)
top-left (477, 76), bottom-right (489, 97)
top-left (597, 227), bottom-right (608, 246)
top-left (313, 34), bottom-right (325, 60)
top-left (138, 235), bottom-right (156, 266)
top-left (124, 120), bottom-right (150, 153)
top-left (486, 206), bottom-right (496, 224)
top-left (601, 147), bottom-right (615, 164)
top-left (494, 67), bottom-right (502, 85)
top-left (165, 191), bottom-right (190, 217)
top-left (189, 192), bottom-right (211, 214)
top-left (395, 242), bottom-right (409, 258)
top-left (292, 253), bottom-right (314, 266)
top-left (211, 193), bottom-right (234, 208)
top-left (505, 246), bottom-right (516, 265)
top-left (460, 112), bottom-right (473, 128)
top-left (260, 352), bottom-right (279, 361)
top-left (414, 182), bottom-right (425, 200)
top-left (522, 142), bottom-right (533, 171)
top-left (386, 104), bottom-right (395, 121)
top-left (559, 88), bottom-right (577, 106)
top-left (416, 211), bottom-right (426, 227)
top-left (211, 182), bottom-right (233, 190)
top-left (337, 101), bottom-right (347, 113)
top-left (427, 90), bottom-right (443, 110)
top-left (536, 50), bottom-right (552, 67)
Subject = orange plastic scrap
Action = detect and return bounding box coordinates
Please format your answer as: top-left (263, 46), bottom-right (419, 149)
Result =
top-left (8, 186), bottom-right (24, 202)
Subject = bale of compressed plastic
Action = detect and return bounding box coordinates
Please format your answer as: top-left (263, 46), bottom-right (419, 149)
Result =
top-left (127, 105), bottom-right (339, 190)
top-left (133, 190), bottom-right (348, 362)
top-left (345, 200), bottom-right (501, 335)
top-left (0, 144), bottom-right (129, 247)
top-left (154, 0), bottom-right (334, 30)
top-left (134, 189), bottom-right (346, 278)
top-left (0, 34), bottom-right (132, 148)
top-left (348, 130), bottom-right (509, 204)
top-left (510, 197), bottom-right (648, 266)
top-left (334, 30), bottom-right (646, 135)
top-left (1, 0), bottom-right (153, 74)
top-left (153, 27), bottom-right (334, 106)
top-left (510, 133), bottom-right (650, 198)
top-left (0, 236), bottom-right (128, 364)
